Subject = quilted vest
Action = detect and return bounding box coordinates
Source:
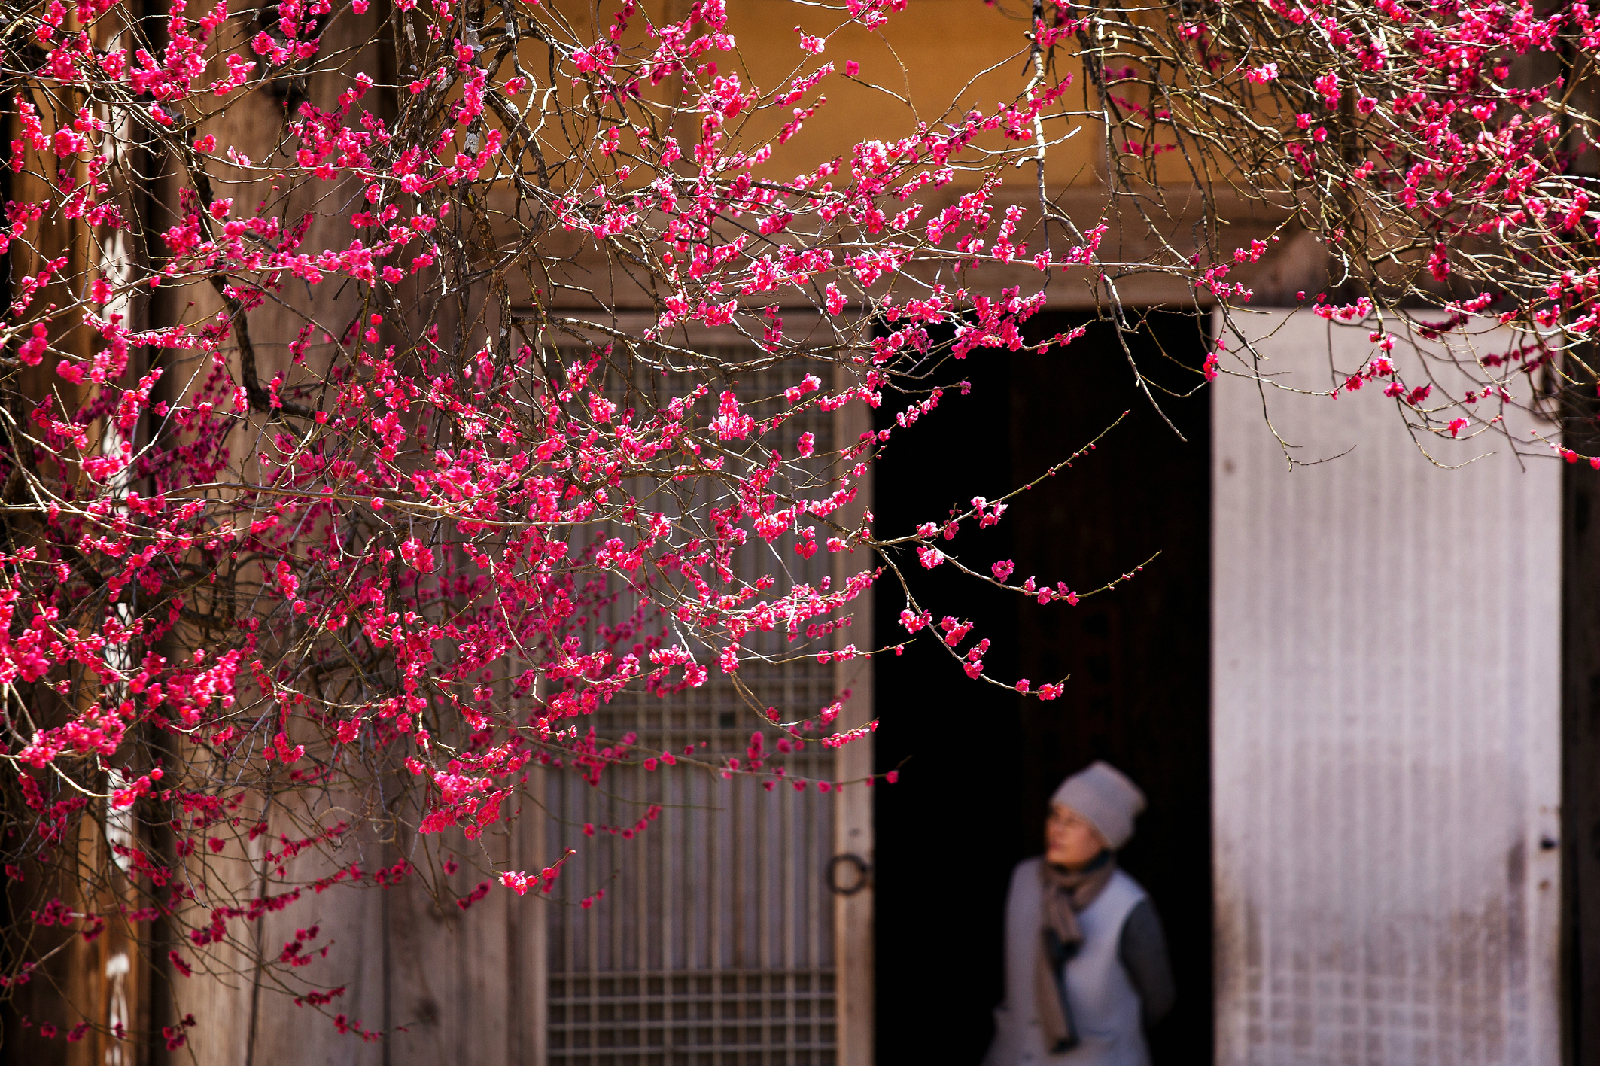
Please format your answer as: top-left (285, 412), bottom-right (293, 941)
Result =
top-left (985, 858), bottom-right (1150, 1066)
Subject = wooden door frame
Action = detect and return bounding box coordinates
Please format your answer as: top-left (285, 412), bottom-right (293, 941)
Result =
top-left (833, 363), bottom-right (875, 1066)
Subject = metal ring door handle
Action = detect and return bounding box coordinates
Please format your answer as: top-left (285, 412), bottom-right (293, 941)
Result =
top-left (827, 853), bottom-right (871, 896)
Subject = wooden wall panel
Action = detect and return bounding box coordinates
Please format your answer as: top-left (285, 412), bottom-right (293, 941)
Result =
top-left (1213, 311), bottom-right (1563, 1065)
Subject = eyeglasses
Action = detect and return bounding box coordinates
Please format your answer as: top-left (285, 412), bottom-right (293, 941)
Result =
top-left (1046, 806), bottom-right (1090, 831)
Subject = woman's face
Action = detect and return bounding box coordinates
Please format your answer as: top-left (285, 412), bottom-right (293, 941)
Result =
top-left (1045, 803), bottom-right (1106, 868)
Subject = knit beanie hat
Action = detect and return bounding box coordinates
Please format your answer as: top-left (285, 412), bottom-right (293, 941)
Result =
top-left (1051, 761), bottom-right (1146, 850)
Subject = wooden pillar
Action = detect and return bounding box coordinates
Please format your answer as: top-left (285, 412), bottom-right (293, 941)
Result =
top-left (833, 363), bottom-right (874, 1066)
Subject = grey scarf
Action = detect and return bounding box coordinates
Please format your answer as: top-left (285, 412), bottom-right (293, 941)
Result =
top-left (1035, 851), bottom-right (1116, 1054)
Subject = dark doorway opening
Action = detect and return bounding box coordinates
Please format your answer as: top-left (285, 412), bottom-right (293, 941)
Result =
top-left (1563, 418), bottom-right (1600, 1066)
top-left (873, 310), bottom-right (1213, 1065)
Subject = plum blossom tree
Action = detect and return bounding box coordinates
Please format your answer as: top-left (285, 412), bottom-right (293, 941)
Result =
top-left (0, 0), bottom-right (1590, 1052)
top-left (1077, 0), bottom-right (1600, 446)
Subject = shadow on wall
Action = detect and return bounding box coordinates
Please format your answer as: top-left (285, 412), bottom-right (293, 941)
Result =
top-left (873, 310), bottom-right (1213, 1066)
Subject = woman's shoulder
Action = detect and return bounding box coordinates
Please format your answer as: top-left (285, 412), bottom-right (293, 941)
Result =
top-left (1110, 867), bottom-right (1147, 892)
top-left (1002, 855), bottom-right (1045, 899)
top-left (1008, 854), bottom-right (1046, 881)
top-left (1004, 851), bottom-right (1043, 909)
top-left (1104, 868), bottom-right (1150, 906)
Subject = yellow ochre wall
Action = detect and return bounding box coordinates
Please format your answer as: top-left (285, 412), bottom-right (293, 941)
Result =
top-left (538, 0), bottom-right (1111, 187)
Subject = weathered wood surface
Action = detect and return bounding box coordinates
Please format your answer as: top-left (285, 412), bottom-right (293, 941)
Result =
top-left (1213, 310), bottom-right (1563, 1065)
top-left (537, 351), bottom-right (844, 1066)
top-left (833, 363), bottom-right (874, 1066)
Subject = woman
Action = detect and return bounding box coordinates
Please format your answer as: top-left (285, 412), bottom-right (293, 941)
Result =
top-left (986, 761), bottom-right (1175, 1066)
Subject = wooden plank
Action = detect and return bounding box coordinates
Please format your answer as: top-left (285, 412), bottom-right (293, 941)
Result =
top-left (1212, 310), bottom-right (1563, 1065)
top-left (185, 794), bottom-right (387, 1066)
top-left (514, 770), bottom-right (549, 1066)
top-left (833, 363), bottom-right (875, 1066)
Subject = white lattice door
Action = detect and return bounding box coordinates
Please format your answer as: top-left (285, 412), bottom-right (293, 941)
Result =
top-left (1212, 311), bottom-right (1562, 1066)
top-left (540, 343), bottom-right (873, 1066)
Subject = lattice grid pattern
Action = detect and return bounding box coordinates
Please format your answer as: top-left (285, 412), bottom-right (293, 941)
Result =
top-left (545, 350), bottom-right (841, 1066)
top-left (548, 971), bottom-right (837, 1066)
